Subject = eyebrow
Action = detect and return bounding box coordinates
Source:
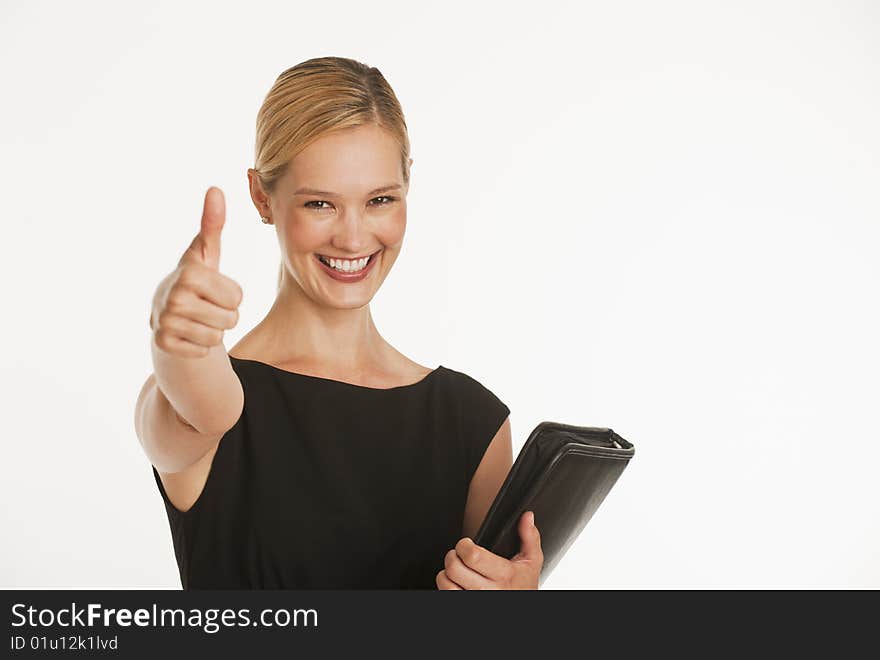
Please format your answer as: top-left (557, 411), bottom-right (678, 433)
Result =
top-left (293, 184), bottom-right (402, 197)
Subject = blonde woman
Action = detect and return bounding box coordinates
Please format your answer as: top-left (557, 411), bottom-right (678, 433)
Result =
top-left (135, 57), bottom-right (543, 589)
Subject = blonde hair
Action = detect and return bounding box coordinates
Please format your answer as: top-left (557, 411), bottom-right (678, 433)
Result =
top-left (251, 57), bottom-right (412, 291)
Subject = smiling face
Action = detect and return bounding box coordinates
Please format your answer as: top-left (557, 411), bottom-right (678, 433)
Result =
top-left (249, 123), bottom-right (411, 309)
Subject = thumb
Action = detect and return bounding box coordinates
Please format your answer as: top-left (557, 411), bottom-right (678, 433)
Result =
top-left (515, 510), bottom-right (543, 562)
top-left (181, 187), bottom-right (226, 270)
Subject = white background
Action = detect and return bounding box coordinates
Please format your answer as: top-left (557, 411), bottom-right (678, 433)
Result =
top-left (1, 0), bottom-right (877, 589)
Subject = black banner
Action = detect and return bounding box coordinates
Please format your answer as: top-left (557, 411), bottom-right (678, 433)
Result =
top-left (2, 590), bottom-right (874, 655)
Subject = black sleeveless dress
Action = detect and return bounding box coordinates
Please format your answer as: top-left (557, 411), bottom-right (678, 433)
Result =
top-left (151, 355), bottom-right (510, 589)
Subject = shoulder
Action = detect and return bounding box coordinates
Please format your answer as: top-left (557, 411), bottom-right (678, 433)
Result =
top-left (440, 365), bottom-right (504, 392)
top-left (439, 365), bottom-right (510, 419)
top-left (438, 364), bottom-right (483, 388)
top-left (440, 366), bottom-right (511, 483)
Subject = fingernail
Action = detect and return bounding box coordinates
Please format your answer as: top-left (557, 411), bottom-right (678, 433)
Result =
top-left (528, 511), bottom-right (535, 526)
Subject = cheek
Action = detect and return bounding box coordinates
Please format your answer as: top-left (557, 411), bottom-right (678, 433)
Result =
top-left (283, 215), bottom-right (328, 251)
top-left (375, 210), bottom-right (407, 247)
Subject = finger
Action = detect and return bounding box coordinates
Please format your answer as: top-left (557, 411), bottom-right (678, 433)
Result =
top-left (167, 287), bottom-right (239, 330)
top-left (198, 186), bottom-right (226, 270)
top-left (454, 537), bottom-right (512, 582)
top-left (181, 187), bottom-right (226, 270)
top-left (159, 315), bottom-right (225, 348)
top-left (516, 511), bottom-right (543, 563)
top-left (435, 569), bottom-right (463, 590)
top-left (153, 333), bottom-right (210, 358)
top-left (444, 548), bottom-right (496, 590)
top-left (179, 265), bottom-right (243, 311)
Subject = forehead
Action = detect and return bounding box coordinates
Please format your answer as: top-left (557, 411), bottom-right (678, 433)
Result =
top-left (285, 124), bottom-right (401, 193)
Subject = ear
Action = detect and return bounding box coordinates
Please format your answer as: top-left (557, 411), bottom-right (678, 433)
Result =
top-left (247, 168), bottom-right (271, 217)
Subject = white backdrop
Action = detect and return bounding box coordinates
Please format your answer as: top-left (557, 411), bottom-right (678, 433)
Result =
top-left (1, 0), bottom-right (877, 589)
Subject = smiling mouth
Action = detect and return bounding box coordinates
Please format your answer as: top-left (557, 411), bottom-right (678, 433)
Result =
top-left (315, 249), bottom-right (381, 273)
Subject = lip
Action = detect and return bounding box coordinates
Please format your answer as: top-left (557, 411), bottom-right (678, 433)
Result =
top-left (314, 249), bottom-right (381, 283)
top-left (317, 249), bottom-right (378, 261)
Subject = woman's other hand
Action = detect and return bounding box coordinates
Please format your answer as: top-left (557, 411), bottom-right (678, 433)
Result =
top-left (436, 511), bottom-right (543, 590)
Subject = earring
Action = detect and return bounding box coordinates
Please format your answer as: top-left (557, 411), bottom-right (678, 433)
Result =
top-left (261, 216), bottom-right (271, 224)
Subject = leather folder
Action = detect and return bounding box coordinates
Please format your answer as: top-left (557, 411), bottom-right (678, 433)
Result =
top-left (472, 421), bottom-right (635, 586)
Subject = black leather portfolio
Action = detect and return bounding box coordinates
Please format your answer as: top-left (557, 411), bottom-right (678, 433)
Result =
top-left (472, 421), bottom-right (634, 586)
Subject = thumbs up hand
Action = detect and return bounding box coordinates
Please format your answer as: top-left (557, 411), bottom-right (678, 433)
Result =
top-left (179, 186), bottom-right (226, 271)
top-left (150, 187), bottom-right (244, 358)
top-left (435, 511), bottom-right (544, 590)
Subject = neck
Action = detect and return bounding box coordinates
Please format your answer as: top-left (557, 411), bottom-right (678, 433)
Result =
top-left (249, 271), bottom-right (389, 371)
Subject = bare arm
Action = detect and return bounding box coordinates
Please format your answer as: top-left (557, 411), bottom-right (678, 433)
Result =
top-left (135, 186), bottom-right (244, 474)
top-left (461, 417), bottom-right (513, 539)
top-left (135, 339), bottom-right (243, 473)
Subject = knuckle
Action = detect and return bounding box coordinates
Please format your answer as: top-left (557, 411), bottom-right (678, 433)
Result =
top-left (166, 290), bottom-right (187, 311)
top-left (181, 262), bottom-right (201, 280)
top-left (210, 328), bottom-right (223, 345)
top-left (155, 309), bottom-right (172, 328)
top-left (154, 330), bottom-right (170, 349)
top-left (176, 267), bottom-right (195, 288)
top-left (455, 539), bottom-right (478, 566)
top-left (179, 266), bottom-right (204, 291)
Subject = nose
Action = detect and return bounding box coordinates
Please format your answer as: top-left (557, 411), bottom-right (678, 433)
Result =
top-left (329, 209), bottom-right (370, 254)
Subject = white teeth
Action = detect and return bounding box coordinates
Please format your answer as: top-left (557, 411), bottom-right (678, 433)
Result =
top-left (319, 254), bottom-right (370, 272)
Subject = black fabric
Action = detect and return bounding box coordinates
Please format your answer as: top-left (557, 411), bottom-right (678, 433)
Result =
top-left (151, 355), bottom-right (510, 590)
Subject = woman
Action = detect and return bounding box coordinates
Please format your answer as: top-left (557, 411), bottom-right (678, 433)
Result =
top-left (135, 56), bottom-right (543, 589)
